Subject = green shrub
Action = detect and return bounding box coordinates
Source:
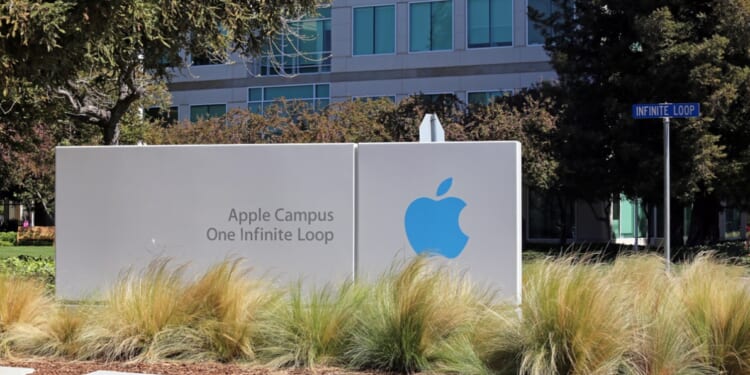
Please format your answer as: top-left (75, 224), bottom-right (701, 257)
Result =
top-left (0, 232), bottom-right (16, 246)
top-left (0, 256), bottom-right (55, 293)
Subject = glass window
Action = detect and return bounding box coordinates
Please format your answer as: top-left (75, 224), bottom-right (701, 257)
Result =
top-left (248, 84), bottom-right (330, 114)
top-left (254, 8), bottom-right (331, 75)
top-left (409, 0), bottom-right (453, 52)
top-left (468, 90), bottom-right (513, 105)
top-left (528, 0), bottom-right (554, 45)
top-left (354, 6), bottom-right (396, 55)
top-left (613, 194), bottom-right (647, 239)
top-left (468, 0), bottom-right (512, 48)
top-left (353, 95), bottom-right (396, 102)
top-left (145, 106), bottom-right (179, 125)
top-left (190, 104), bottom-right (226, 122)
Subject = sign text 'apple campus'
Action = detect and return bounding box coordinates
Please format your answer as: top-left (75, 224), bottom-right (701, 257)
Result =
top-left (206, 208), bottom-right (336, 244)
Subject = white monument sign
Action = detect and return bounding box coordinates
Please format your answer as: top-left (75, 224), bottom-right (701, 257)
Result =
top-left (56, 144), bottom-right (356, 299)
top-left (357, 142), bottom-right (521, 302)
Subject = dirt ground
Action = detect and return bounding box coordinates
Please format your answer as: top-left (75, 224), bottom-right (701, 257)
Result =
top-left (0, 359), bottom-right (384, 375)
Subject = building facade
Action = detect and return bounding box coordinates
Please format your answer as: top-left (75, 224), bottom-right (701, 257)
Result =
top-left (166, 0), bottom-right (557, 121)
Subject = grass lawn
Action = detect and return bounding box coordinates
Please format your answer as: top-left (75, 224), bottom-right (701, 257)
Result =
top-left (0, 246), bottom-right (54, 258)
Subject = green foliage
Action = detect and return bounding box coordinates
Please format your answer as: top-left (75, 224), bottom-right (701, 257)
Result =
top-left (0, 232), bottom-right (15, 246)
top-left (1, 0), bottom-right (319, 145)
top-left (0, 246), bottom-right (55, 259)
top-left (0, 256), bottom-right (54, 293)
top-left (465, 94), bottom-right (560, 191)
top-left (531, 0), bottom-right (750, 244)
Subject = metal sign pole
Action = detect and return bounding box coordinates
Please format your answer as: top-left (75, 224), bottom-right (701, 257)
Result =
top-left (632, 102), bottom-right (699, 272)
top-left (664, 116), bottom-right (671, 271)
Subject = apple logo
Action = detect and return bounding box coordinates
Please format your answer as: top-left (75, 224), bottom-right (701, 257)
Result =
top-left (404, 177), bottom-right (469, 258)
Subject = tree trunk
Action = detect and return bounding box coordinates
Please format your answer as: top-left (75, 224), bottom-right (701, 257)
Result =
top-left (687, 191), bottom-right (720, 246)
top-left (101, 122), bottom-right (120, 145)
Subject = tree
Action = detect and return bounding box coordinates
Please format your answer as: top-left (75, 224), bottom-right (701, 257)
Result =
top-left (0, 0), bottom-right (319, 145)
top-left (0, 122), bottom-right (56, 220)
top-left (530, 0), bottom-right (750, 245)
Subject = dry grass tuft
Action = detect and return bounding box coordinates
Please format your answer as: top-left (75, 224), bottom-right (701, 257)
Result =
top-left (677, 253), bottom-right (750, 373)
top-left (256, 280), bottom-right (367, 368)
top-left (345, 255), bottom-right (491, 373)
top-left (519, 256), bottom-right (634, 374)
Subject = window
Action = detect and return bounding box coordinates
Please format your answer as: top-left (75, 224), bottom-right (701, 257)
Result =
top-left (353, 95), bottom-right (396, 102)
top-left (527, 0), bottom-right (555, 45)
top-left (248, 84), bottom-right (330, 113)
top-left (190, 104), bottom-right (226, 122)
top-left (354, 6), bottom-right (395, 55)
top-left (409, 0), bottom-right (452, 52)
top-left (612, 194), bottom-right (647, 239)
top-left (468, 0), bottom-right (512, 48)
top-left (254, 8), bottom-right (331, 75)
top-left (145, 106), bottom-right (179, 125)
top-left (468, 90), bottom-right (513, 105)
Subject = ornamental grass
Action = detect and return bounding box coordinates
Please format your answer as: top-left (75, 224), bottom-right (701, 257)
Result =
top-left (1, 252), bottom-right (750, 374)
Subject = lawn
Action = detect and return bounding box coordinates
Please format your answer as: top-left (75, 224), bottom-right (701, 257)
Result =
top-left (0, 246), bottom-right (54, 258)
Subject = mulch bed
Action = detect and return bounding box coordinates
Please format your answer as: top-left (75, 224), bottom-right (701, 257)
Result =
top-left (0, 359), bottom-right (383, 375)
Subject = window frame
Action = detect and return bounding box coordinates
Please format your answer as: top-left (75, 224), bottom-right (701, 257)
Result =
top-left (352, 5), bottom-right (397, 56)
top-left (408, 0), bottom-right (455, 53)
top-left (526, 0), bottom-right (553, 46)
top-left (189, 103), bottom-right (227, 122)
top-left (254, 8), bottom-right (332, 75)
top-left (467, 89), bottom-right (514, 105)
top-left (351, 95), bottom-right (397, 102)
top-left (247, 83), bottom-right (331, 114)
top-left (466, 0), bottom-right (514, 49)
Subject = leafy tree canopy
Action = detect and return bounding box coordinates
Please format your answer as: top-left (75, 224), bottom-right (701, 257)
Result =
top-left (0, 0), bottom-right (320, 144)
top-left (531, 0), bottom-right (750, 244)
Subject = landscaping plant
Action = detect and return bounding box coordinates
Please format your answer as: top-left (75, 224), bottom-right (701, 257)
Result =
top-left (1, 252), bottom-right (750, 374)
top-left (344, 256), bottom-right (492, 373)
top-left (256, 280), bottom-right (366, 368)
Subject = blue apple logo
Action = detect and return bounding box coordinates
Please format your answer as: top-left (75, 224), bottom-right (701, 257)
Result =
top-left (404, 177), bottom-right (469, 258)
